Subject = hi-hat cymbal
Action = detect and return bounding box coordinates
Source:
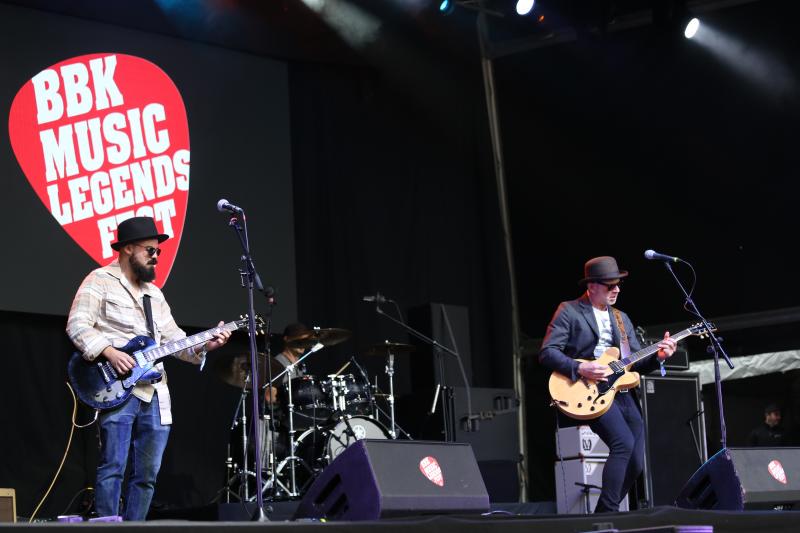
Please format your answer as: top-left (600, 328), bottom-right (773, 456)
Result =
top-left (364, 342), bottom-right (416, 357)
top-left (211, 352), bottom-right (284, 389)
top-left (286, 327), bottom-right (352, 349)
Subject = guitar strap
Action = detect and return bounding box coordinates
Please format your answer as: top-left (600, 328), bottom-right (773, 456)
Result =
top-left (613, 307), bottom-right (666, 376)
top-left (143, 294), bottom-right (155, 339)
top-left (142, 294), bottom-right (164, 384)
top-left (611, 307), bottom-right (631, 359)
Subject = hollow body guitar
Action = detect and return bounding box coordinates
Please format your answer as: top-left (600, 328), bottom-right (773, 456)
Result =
top-left (548, 322), bottom-right (714, 420)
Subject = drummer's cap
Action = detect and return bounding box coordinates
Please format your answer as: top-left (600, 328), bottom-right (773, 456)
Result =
top-left (283, 322), bottom-right (312, 340)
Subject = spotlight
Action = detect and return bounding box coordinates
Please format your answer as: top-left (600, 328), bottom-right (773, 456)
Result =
top-left (516, 0), bottom-right (535, 16)
top-left (439, 0), bottom-right (455, 14)
top-left (684, 17), bottom-right (700, 39)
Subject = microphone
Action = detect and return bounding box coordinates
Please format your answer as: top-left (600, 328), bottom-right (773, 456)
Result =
top-left (362, 292), bottom-right (388, 303)
top-left (644, 249), bottom-right (681, 263)
top-left (216, 198), bottom-right (243, 214)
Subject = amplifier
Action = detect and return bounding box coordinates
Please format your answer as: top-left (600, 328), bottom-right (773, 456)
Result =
top-left (556, 425), bottom-right (609, 459)
top-left (0, 489), bottom-right (16, 523)
top-left (642, 338), bottom-right (689, 370)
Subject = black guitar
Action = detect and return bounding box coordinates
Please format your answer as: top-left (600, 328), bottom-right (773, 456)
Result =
top-left (67, 316), bottom-right (261, 410)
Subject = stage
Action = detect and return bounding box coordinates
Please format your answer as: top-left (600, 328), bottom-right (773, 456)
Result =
top-left (5, 506), bottom-right (800, 533)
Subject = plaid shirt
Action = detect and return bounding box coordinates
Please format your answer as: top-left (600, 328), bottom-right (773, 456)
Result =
top-left (66, 260), bottom-right (205, 424)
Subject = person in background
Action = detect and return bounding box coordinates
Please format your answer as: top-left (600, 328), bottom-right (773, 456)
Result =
top-left (747, 403), bottom-right (788, 447)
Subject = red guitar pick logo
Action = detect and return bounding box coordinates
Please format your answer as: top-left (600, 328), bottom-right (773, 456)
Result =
top-left (768, 460), bottom-right (788, 484)
top-left (419, 456), bottom-right (444, 487)
top-left (8, 53), bottom-right (189, 287)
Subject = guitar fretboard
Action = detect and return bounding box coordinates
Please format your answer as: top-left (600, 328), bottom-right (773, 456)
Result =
top-left (141, 321), bottom-right (240, 362)
top-left (619, 327), bottom-right (694, 367)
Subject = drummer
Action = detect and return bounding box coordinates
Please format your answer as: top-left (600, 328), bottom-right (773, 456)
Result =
top-left (264, 322), bottom-right (314, 403)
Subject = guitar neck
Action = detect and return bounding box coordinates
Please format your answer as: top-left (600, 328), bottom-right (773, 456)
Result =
top-left (140, 321), bottom-right (240, 363)
top-left (620, 327), bottom-right (693, 366)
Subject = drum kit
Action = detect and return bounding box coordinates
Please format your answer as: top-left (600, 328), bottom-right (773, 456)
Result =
top-left (212, 328), bottom-right (415, 501)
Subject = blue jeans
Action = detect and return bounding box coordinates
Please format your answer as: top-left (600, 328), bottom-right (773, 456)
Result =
top-left (588, 392), bottom-right (645, 513)
top-left (95, 394), bottom-right (170, 521)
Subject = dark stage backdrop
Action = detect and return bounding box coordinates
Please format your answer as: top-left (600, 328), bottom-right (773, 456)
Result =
top-left (0, 3), bottom-right (297, 327)
top-left (286, 60), bottom-right (513, 416)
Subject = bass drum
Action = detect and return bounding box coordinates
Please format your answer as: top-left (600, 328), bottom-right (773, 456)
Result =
top-left (296, 416), bottom-right (390, 470)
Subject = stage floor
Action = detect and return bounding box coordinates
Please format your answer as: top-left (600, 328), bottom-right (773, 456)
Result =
top-left (5, 506), bottom-right (800, 532)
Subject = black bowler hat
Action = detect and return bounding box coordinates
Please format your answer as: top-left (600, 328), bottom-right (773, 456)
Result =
top-left (579, 256), bottom-right (629, 286)
top-left (111, 217), bottom-right (170, 251)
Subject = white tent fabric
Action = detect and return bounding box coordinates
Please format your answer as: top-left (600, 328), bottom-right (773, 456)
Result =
top-left (675, 350), bottom-right (800, 386)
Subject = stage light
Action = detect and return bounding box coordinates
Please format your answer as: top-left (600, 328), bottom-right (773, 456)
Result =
top-left (684, 17), bottom-right (700, 39)
top-left (439, 0), bottom-right (455, 14)
top-left (516, 0), bottom-right (535, 16)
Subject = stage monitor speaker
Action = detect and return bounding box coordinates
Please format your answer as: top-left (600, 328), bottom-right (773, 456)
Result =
top-left (294, 439), bottom-right (489, 521)
top-left (639, 374), bottom-right (707, 507)
top-left (676, 447), bottom-right (800, 510)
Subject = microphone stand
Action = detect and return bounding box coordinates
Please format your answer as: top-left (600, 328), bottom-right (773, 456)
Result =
top-left (261, 292), bottom-right (277, 502)
top-left (226, 213), bottom-right (269, 522)
top-left (662, 260), bottom-right (733, 450)
top-left (373, 301), bottom-right (471, 442)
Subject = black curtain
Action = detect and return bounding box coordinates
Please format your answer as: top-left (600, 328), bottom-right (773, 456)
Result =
top-left (287, 60), bottom-right (513, 397)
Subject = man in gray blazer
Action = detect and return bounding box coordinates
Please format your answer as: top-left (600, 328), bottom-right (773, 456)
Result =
top-left (540, 256), bottom-right (676, 513)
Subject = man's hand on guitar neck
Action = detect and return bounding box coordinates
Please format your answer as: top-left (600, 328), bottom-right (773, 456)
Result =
top-left (578, 361), bottom-right (609, 381)
top-left (656, 331), bottom-right (677, 360)
top-left (102, 346), bottom-right (137, 374)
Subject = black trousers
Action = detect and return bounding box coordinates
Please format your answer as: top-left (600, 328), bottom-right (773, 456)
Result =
top-left (588, 392), bottom-right (645, 513)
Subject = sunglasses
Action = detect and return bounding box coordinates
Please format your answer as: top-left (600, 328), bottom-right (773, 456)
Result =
top-left (132, 243), bottom-right (162, 257)
top-left (600, 280), bottom-right (623, 291)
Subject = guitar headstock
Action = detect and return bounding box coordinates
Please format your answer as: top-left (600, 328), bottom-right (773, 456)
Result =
top-left (689, 322), bottom-right (717, 339)
top-left (238, 314), bottom-right (266, 336)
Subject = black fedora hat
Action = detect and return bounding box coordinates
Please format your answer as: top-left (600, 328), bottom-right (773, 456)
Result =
top-left (111, 217), bottom-right (170, 251)
top-left (579, 256), bottom-right (629, 285)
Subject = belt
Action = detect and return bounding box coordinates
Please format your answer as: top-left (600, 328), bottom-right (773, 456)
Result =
top-left (618, 388), bottom-right (629, 393)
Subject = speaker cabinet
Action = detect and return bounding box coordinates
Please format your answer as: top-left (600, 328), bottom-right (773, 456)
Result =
top-left (640, 374), bottom-right (707, 507)
top-left (0, 489), bottom-right (15, 523)
top-left (676, 447), bottom-right (800, 510)
top-left (294, 439), bottom-right (489, 521)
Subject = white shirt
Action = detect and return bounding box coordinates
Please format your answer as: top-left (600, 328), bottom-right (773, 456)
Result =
top-left (592, 307), bottom-right (614, 359)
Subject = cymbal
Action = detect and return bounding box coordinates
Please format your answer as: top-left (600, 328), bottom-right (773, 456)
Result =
top-left (364, 342), bottom-right (416, 357)
top-left (286, 327), bottom-right (352, 349)
top-left (211, 352), bottom-right (284, 389)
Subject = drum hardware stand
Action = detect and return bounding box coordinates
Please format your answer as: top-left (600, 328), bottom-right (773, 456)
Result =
top-left (215, 378), bottom-right (253, 503)
top-left (372, 402), bottom-right (413, 439)
top-left (264, 344), bottom-right (324, 498)
top-left (384, 350), bottom-right (398, 438)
